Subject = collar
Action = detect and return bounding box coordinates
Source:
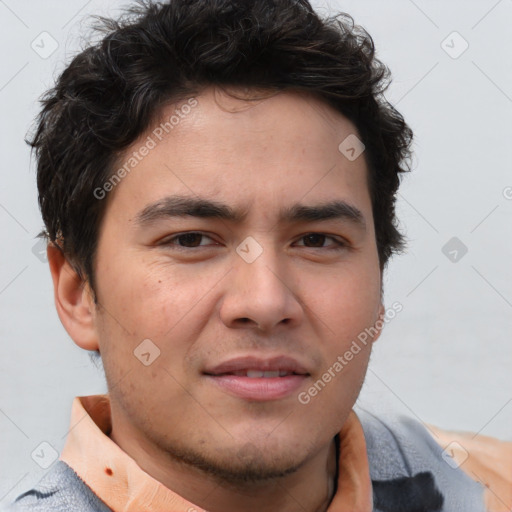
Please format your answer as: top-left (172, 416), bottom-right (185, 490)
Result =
top-left (60, 394), bottom-right (372, 511)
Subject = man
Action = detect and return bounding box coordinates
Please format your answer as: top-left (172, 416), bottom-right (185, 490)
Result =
top-left (5, 0), bottom-right (511, 511)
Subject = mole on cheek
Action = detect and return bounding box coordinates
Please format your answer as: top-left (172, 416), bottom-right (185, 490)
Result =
top-left (105, 467), bottom-right (113, 476)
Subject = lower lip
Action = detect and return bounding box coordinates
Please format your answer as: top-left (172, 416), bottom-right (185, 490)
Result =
top-left (206, 374), bottom-right (307, 401)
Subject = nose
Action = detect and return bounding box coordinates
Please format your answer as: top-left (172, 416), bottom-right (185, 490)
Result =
top-left (219, 244), bottom-right (304, 333)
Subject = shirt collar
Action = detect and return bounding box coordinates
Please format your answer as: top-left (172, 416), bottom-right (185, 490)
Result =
top-left (60, 394), bottom-right (372, 511)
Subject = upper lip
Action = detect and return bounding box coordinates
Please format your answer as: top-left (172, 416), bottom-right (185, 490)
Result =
top-left (203, 355), bottom-right (310, 376)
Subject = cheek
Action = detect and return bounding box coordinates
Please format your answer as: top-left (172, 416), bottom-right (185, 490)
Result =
top-left (95, 253), bottom-right (222, 337)
top-left (305, 267), bottom-right (381, 340)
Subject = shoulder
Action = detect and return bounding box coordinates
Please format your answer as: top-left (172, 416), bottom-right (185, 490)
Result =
top-left (427, 424), bottom-right (512, 512)
top-left (2, 461), bottom-right (111, 512)
top-left (355, 407), bottom-right (487, 512)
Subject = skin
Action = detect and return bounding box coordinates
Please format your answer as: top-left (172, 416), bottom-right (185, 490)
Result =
top-left (48, 86), bottom-right (385, 512)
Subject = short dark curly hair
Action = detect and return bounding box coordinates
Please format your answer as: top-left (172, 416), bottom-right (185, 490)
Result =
top-left (29, 0), bottom-right (412, 297)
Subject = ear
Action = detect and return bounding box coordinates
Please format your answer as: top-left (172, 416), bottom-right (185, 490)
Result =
top-left (47, 243), bottom-right (99, 351)
top-left (372, 302), bottom-right (386, 344)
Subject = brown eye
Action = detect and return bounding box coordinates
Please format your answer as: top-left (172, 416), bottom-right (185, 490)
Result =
top-left (295, 233), bottom-right (346, 250)
top-left (175, 233), bottom-right (205, 247)
top-left (161, 232), bottom-right (217, 249)
top-left (302, 234), bottom-right (327, 247)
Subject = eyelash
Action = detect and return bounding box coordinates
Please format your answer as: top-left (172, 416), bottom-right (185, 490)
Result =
top-left (159, 232), bottom-right (348, 251)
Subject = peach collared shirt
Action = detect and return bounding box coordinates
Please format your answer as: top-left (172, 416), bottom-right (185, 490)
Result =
top-left (60, 394), bottom-right (373, 512)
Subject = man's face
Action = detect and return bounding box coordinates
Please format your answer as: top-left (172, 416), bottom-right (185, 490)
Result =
top-left (89, 87), bottom-right (383, 481)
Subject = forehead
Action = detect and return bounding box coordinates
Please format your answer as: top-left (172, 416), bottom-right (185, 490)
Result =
top-left (104, 87), bottom-right (371, 224)
top-left (159, 87), bottom-right (360, 157)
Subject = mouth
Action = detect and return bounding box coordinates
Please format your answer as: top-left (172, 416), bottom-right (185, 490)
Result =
top-left (203, 356), bottom-right (310, 401)
top-left (226, 370), bottom-right (298, 378)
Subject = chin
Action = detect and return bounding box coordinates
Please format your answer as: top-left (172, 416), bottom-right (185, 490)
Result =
top-left (165, 439), bottom-right (307, 485)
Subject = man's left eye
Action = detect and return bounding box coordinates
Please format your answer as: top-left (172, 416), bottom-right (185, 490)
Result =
top-left (294, 233), bottom-right (346, 250)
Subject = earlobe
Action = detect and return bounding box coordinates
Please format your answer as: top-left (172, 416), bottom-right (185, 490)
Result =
top-left (47, 243), bottom-right (99, 351)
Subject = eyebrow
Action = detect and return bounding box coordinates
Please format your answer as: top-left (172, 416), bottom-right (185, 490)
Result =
top-left (134, 195), bottom-right (366, 230)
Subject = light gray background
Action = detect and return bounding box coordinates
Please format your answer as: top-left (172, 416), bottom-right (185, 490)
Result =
top-left (1, 0), bottom-right (511, 504)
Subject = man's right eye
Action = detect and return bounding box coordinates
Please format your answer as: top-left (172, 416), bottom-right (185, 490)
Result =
top-left (159, 232), bottom-right (218, 249)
